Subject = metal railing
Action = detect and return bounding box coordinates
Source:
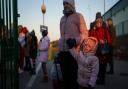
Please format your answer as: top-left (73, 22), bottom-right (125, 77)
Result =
top-left (0, 0), bottom-right (18, 89)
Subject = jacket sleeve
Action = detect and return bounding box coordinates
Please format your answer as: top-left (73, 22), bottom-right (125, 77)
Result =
top-left (69, 48), bottom-right (80, 61)
top-left (39, 38), bottom-right (50, 51)
top-left (75, 14), bottom-right (88, 45)
top-left (88, 56), bottom-right (99, 87)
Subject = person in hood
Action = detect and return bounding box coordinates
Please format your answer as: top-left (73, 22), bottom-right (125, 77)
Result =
top-left (69, 37), bottom-right (99, 89)
top-left (106, 17), bottom-right (116, 74)
top-left (58, 0), bottom-right (88, 89)
top-left (59, 0), bottom-right (88, 51)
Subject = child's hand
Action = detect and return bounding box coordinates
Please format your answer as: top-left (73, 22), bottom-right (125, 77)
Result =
top-left (100, 39), bottom-right (104, 44)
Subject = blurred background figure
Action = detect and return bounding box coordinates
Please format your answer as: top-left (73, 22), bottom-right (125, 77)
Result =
top-left (29, 30), bottom-right (38, 75)
top-left (18, 26), bottom-right (28, 73)
top-left (24, 29), bottom-right (31, 72)
top-left (106, 17), bottom-right (116, 74)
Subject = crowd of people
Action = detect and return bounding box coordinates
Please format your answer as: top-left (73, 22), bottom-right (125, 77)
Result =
top-left (18, 26), bottom-right (38, 75)
top-left (18, 25), bottom-right (50, 81)
top-left (18, 0), bottom-right (116, 89)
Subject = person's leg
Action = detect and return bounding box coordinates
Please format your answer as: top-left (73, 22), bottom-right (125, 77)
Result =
top-left (24, 56), bottom-right (31, 71)
top-left (109, 57), bottom-right (114, 73)
top-left (60, 55), bottom-right (69, 89)
top-left (107, 58), bottom-right (114, 73)
top-left (52, 79), bottom-right (62, 89)
top-left (60, 52), bottom-right (78, 89)
top-left (97, 63), bottom-right (102, 84)
top-left (28, 57), bottom-right (32, 70)
top-left (30, 58), bottom-right (36, 75)
top-left (41, 62), bottom-right (48, 81)
top-left (101, 63), bottom-right (107, 84)
top-left (59, 52), bottom-right (71, 89)
top-left (97, 63), bottom-right (107, 85)
top-left (108, 47), bottom-right (114, 74)
top-left (42, 62), bottom-right (47, 75)
top-left (20, 47), bottom-right (25, 70)
top-left (110, 47), bottom-right (114, 74)
top-left (32, 58), bottom-right (36, 71)
top-left (69, 52), bottom-right (78, 89)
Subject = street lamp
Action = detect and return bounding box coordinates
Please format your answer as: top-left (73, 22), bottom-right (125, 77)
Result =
top-left (41, 0), bottom-right (46, 25)
top-left (40, 0), bottom-right (48, 33)
top-left (104, 0), bottom-right (106, 13)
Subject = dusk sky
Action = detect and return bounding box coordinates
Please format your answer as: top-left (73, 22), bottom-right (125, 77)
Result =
top-left (18, 0), bottom-right (119, 41)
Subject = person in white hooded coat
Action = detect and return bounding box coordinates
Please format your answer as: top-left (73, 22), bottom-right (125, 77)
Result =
top-left (69, 37), bottom-right (99, 89)
top-left (38, 29), bottom-right (50, 82)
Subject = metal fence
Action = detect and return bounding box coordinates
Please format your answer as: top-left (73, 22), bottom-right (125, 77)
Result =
top-left (0, 0), bottom-right (18, 89)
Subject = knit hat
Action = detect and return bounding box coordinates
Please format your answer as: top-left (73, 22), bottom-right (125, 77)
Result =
top-left (20, 27), bottom-right (28, 34)
top-left (63, 0), bottom-right (75, 8)
top-left (96, 12), bottom-right (102, 20)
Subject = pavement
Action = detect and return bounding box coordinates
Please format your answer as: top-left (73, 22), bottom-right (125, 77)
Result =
top-left (20, 59), bottom-right (128, 89)
top-left (96, 60), bottom-right (128, 89)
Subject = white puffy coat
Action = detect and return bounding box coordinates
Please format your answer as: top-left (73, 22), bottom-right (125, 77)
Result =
top-left (38, 36), bottom-right (50, 63)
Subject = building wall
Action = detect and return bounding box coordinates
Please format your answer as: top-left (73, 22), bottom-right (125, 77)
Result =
top-left (103, 0), bottom-right (128, 36)
top-left (112, 5), bottom-right (128, 36)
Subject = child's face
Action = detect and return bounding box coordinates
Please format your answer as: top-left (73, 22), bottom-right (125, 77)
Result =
top-left (83, 39), bottom-right (96, 53)
top-left (96, 18), bottom-right (102, 28)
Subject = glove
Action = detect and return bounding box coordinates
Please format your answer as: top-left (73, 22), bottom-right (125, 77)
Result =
top-left (66, 38), bottom-right (76, 49)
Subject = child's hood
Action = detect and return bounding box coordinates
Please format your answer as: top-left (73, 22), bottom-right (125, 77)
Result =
top-left (82, 37), bottom-right (98, 54)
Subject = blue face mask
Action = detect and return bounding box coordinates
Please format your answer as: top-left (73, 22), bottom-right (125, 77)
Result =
top-left (63, 8), bottom-right (76, 17)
